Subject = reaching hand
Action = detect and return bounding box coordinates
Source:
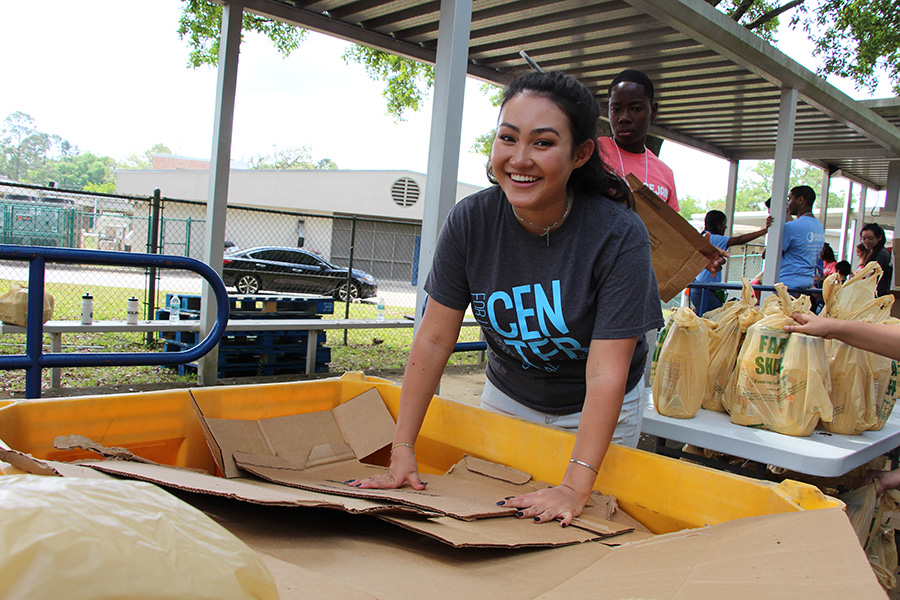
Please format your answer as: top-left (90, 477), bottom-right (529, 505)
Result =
top-left (867, 469), bottom-right (900, 496)
top-left (497, 484), bottom-right (589, 527)
top-left (784, 312), bottom-right (834, 339)
top-left (346, 445), bottom-right (427, 490)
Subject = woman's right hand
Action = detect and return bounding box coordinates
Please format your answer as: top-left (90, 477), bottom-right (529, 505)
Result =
top-left (346, 445), bottom-right (427, 490)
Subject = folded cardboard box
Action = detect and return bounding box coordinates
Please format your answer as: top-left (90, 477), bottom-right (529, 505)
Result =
top-left (627, 173), bottom-right (719, 302)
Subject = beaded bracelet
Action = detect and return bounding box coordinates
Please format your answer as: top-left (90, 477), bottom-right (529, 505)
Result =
top-left (569, 458), bottom-right (599, 475)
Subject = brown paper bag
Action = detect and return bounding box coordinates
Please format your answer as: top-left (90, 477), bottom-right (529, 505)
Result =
top-left (626, 174), bottom-right (719, 302)
top-left (0, 283), bottom-right (54, 326)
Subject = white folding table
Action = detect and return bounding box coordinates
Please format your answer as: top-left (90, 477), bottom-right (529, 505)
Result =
top-left (641, 392), bottom-right (900, 478)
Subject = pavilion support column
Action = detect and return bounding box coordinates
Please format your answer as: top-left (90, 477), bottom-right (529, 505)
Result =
top-left (839, 183), bottom-right (854, 262)
top-left (721, 159), bottom-right (739, 282)
top-left (818, 169), bottom-right (830, 228)
top-left (888, 160), bottom-right (900, 288)
top-left (761, 87), bottom-right (797, 287)
top-left (888, 161), bottom-right (900, 244)
top-left (414, 0), bottom-right (473, 331)
top-left (854, 186), bottom-right (868, 250)
top-left (198, 2), bottom-right (242, 386)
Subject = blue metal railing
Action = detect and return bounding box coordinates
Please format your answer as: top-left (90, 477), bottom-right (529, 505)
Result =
top-left (0, 245), bottom-right (230, 398)
top-left (688, 281), bottom-right (823, 315)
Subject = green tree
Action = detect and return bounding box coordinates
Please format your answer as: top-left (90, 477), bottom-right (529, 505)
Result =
top-left (678, 195), bottom-right (706, 220)
top-left (734, 159), bottom-right (844, 212)
top-left (247, 146), bottom-right (338, 170)
top-left (0, 112), bottom-right (59, 181)
top-left (709, 0), bottom-right (900, 94)
top-left (341, 46), bottom-right (435, 121)
top-left (119, 143), bottom-right (174, 170)
top-left (177, 0), bottom-right (305, 68)
top-left (31, 153), bottom-right (117, 191)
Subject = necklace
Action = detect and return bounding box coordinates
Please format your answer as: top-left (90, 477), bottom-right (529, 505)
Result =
top-left (614, 142), bottom-right (649, 184)
top-left (511, 189), bottom-right (573, 246)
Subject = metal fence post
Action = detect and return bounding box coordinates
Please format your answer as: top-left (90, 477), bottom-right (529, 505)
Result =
top-left (146, 189), bottom-right (162, 344)
top-left (343, 216), bottom-right (357, 345)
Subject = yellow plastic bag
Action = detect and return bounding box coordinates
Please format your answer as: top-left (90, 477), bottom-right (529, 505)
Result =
top-left (733, 284), bottom-right (832, 436)
top-left (873, 318), bottom-right (900, 430)
top-left (705, 278), bottom-right (759, 412)
top-left (826, 262), bottom-right (882, 319)
top-left (0, 475), bottom-right (278, 600)
top-left (0, 283), bottom-right (54, 326)
top-left (840, 482), bottom-right (878, 546)
top-left (821, 296), bottom-right (893, 435)
top-left (865, 488), bottom-right (900, 591)
top-left (652, 307), bottom-right (711, 419)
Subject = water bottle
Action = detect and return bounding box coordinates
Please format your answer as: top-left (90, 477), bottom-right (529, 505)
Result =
top-left (376, 297), bottom-right (385, 322)
top-left (126, 297), bottom-right (139, 325)
top-left (169, 295), bottom-right (181, 322)
top-left (80, 293), bottom-right (93, 325)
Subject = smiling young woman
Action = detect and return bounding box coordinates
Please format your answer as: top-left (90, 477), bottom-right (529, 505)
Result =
top-left (348, 71), bottom-right (663, 529)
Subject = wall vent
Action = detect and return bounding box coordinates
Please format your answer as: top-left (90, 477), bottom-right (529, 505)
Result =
top-left (391, 177), bottom-right (420, 207)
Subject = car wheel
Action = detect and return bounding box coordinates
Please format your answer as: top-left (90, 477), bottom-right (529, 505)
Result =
top-left (235, 273), bottom-right (261, 294)
top-left (336, 281), bottom-right (360, 302)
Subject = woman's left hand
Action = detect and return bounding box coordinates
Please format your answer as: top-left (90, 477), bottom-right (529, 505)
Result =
top-left (498, 484), bottom-right (589, 527)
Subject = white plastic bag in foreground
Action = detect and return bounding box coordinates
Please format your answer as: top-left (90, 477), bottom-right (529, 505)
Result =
top-left (0, 475), bottom-right (278, 600)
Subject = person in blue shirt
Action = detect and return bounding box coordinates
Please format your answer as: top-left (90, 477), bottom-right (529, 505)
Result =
top-left (690, 210), bottom-right (772, 313)
top-left (778, 185), bottom-right (825, 290)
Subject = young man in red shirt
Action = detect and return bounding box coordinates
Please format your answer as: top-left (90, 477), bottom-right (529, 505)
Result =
top-left (598, 69), bottom-right (679, 211)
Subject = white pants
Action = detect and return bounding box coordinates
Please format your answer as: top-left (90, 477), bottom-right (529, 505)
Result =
top-left (480, 379), bottom-right (644, 448)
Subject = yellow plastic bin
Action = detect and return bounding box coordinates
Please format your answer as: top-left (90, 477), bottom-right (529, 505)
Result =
top-left (0, 372), bottom-right (839, 534)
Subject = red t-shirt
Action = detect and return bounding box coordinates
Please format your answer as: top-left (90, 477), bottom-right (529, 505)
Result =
top-left (597, 137), bottom-right (679, 211)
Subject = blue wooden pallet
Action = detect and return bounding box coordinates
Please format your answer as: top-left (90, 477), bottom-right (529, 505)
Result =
top-left (163, 340), bottom-right (330, 361)
top-left (172, 361), bottom-right (330, 378)
top-left (161, 329), bottom-right (326, 349)
top-left (165, 293), bottom-right (334, 317)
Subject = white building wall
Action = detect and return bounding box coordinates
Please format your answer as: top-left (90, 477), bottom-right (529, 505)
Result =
top-left (115, 169), bottom-right (484, 220)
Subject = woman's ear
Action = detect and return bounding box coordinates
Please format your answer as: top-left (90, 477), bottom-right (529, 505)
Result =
top-left (574, 139), bottom-right (594, 168)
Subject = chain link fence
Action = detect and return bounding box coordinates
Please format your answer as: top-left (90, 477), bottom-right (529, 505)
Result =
top-left (0, 181), bottom-right (766, 391)
top-left (0, 181), bottom-right (484, 392)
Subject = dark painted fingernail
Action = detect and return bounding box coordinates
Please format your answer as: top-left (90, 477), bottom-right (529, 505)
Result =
top-left (561, 522), bottom-right (568, 528)
top-left (344, 480), bottom-right (355, 484)
top-left (496, 501), bottom-right (506, 506)
top-left (533, 517), bottom-right (541, 522)
top-left (515, 511), bottom-right (524, 517)
top-left (504, 496), bottom-right (514, 500)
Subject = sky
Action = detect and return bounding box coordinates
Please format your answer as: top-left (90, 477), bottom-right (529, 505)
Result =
top-left (0, 1), bottom-right (895, 206)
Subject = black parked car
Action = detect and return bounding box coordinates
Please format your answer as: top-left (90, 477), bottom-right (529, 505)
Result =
top-left (222, 247), bottom-right (378, 301)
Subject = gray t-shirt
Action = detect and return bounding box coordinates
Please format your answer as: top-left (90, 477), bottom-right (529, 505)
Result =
top-left (425, 185), bottom-right (664, 414)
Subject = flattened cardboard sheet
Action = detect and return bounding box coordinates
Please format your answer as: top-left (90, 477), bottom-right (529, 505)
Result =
top-left (536, 508), bottom-right (885, 600)
top-left (83, 460), bottom-right (434, 516)
top-left (0, 446), bottom-right (114, 479)
top-left (236, 458), bottom-right (517, 520)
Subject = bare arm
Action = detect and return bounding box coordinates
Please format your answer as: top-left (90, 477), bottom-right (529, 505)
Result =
top-left (501, 336), bottom-right (637, 526)
top-left (785, 312), bottom-right (900, 361)
top-left (727, 216), bottom-right (773, 247)
top-left (351, 298), bottom-right (464, 489)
